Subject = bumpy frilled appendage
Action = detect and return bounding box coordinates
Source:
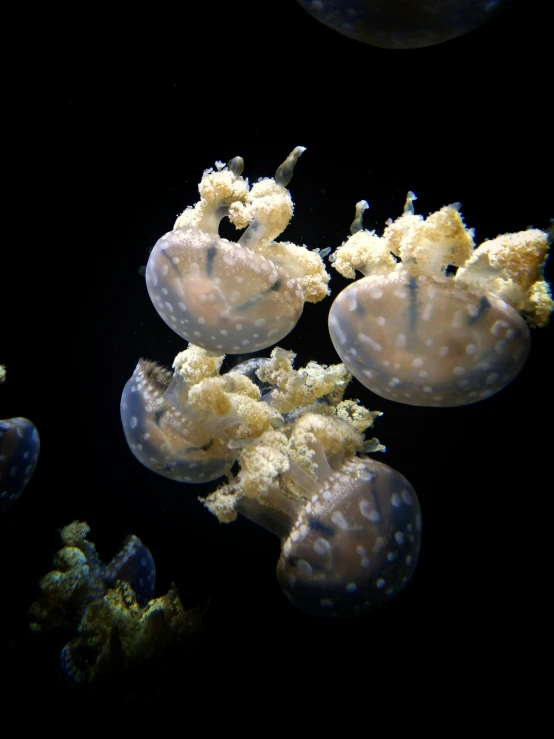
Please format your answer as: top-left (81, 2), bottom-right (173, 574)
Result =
top-left (329, 195), bottom-right (552, 407)
top-left (145, 147), bottom-right (330, 354)
top-left (120, 342), bottom-right (371, 485)
top-left (204, 412), bottom-right (421, 617)
top-left (29, 521), bottom-right (200, 683)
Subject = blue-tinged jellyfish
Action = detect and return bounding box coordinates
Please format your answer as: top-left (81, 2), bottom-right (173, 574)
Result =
top-left (145, 147), bottom-right (330, 355)
top-left (329, 195), bottom-right (553, 407)
top-left (295, 0), bottom-right (511, 49)
top-left (0, 417), bottom-right (40, 513)
top-left (121, 355), bottom-right (244, 483)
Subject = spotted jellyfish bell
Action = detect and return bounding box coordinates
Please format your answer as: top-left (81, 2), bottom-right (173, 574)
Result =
top-left (145, 147), bottom-right (330, 355)
top-left (328, 195), bottom-right (553, 407)
top-left (204, 413), bottom-right (421, 617)
top-left (0, 417), bottom-right (40, 513)
top-left (121, 355), bottom-right (238, 484)
top-left (120, 344), bottom-right (284, 484)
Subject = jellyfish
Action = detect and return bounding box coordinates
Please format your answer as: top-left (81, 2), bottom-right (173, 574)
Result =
top-left (295, 0), bottom-right (511, 49)
top-left (120, 344), bottom-right (289, 483)
top-left (122, 342), bottom-right (422, 615)
top-left (145, 147), bottom-right (330, 354)
top-left (205, 412), bottom-right (421, 617)
top-left (328, 195), bottom-right (552, 407)
top-left (0, 416), bottom-right (40, 513)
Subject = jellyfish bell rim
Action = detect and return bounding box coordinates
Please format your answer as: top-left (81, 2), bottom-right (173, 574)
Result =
top-left (328, 272), bottom-right (531, 408)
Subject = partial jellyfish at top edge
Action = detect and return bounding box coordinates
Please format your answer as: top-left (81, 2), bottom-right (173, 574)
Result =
top-left (328, 194), bottom-right (552, 407)
top-left (295, 0), bottom-right (512, 49)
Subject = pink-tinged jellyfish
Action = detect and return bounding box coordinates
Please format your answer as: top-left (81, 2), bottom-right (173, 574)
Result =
top-left (205, 413), bottom-right (421, 617)
top-left (0, 417), bottom-right (40, 513)
top-left (145, 147), bottom-right (330, 354)
top-left (329, 196), bottom-right (553, 407)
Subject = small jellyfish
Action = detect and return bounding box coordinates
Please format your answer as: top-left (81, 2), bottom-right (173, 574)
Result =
top-left (205, 413), bottom-right (421, 617)
top-left (329, 196), bottom-right (552, 407)
top-left (0, 417), bottom-right (40, 513)
top-left (145, 147), bottom-right (330, 354)
top-left (295, 0), bottom-right (510, 49)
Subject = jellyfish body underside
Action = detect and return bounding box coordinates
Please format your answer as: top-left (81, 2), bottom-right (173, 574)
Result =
top-left (329, 272), bottom-right (530, 407)
top-left (146, 227), bottom-right (304, 355)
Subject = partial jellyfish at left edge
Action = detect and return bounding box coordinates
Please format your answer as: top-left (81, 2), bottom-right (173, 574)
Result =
top-left (0, 366), bottom-right (40, 513)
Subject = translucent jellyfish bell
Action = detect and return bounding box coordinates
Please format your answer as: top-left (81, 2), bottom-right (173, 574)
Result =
top-left (120, 344), bottom-right (287, 484)
top-left (329, 196), bottom-right (553, 407)
top-left (295, 0), bottom-right (510, 50)
top-left (121, 358), bottom-right (238, 483)
top-left (205, 413), bottom-right (421, 617)
top-left (0, 417), bottom-right (40, 513)
top-left (146, 147), bottom-right (330, 354)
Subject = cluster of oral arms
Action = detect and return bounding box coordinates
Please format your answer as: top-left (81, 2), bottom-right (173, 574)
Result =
top-left (121, 147), bottom-right (552, 618)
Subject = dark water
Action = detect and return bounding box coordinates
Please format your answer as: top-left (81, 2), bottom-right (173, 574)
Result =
top-left (1, 0), bottom-right (550, 707)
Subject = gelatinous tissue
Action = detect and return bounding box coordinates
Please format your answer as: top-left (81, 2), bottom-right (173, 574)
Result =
top-left (122, 147), bottom-right (551, 617)
top-left (329, 195), bottom-right (552, 406)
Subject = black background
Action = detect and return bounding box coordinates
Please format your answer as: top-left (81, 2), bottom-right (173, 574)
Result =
top-left (1, 0), bottom-right (551, 708)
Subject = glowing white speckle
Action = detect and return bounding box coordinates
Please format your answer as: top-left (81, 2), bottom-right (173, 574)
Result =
top-left (358, 333), bottom-right (382, 352)
top-left (331, 511), bottom-right (349, 530)
top-left (395, 333), bottom-right (407, 349)
top-left (313, 538), bottom-right (331, 555)
top-left (297, 560), bottom-right (312, 576)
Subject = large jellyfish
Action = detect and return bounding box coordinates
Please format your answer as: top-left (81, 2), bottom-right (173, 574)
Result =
top-left (328, 195), bottom-right (552, 407)
top-left (145, 148), bottom-right (330, 354)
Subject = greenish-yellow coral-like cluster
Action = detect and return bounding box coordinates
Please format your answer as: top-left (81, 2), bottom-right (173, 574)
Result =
top-left (29, 521), bottom-right (201, 684)
top-left (331, 193), bottom-right (553, 327)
